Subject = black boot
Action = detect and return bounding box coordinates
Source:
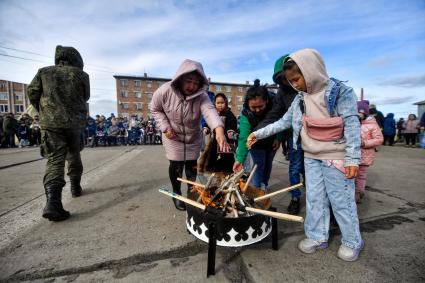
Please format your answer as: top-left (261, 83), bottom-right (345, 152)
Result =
top-left (70, 176), bottom-right (83, 198)
top-left (42, 186), bottom-right (70, 221)
top-left (172, 188), bottom-right (186, 211)
top-left (287, 198), bottom-right (300, 215)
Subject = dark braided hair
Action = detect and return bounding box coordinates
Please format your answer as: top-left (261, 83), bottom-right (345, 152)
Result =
top-left (243, 79), bottom-right (269, 109)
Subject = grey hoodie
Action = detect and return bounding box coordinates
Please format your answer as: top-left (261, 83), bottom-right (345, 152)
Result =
top-left (292, 48), bottom-right (346, 160)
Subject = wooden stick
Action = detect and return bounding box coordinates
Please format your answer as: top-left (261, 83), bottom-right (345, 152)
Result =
top-left (242, 164), bottom-right (257, 193)
top-left (159, 188), bottom-right (205, 210)
top-left (177, 177), bottom-right (206, 188)
top-left (254, 183), bottom-right (303, 202)
top-left (245, 207), bottom-right (304, 222)
top-left (159, 188), bottom-right (304, 222)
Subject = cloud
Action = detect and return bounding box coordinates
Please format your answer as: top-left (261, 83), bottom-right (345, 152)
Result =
top-left (373, 95), bottom-right (416, 105)
top-left (88, 99), bottom-right (116, 116)
top-left (378, 75), bottom-right (425, 88)
top-left (367, 56), bottom-right (394, 68)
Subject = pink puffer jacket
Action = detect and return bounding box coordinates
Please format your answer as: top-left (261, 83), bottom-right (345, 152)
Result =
top-left (360, 116), bottom-right (383, 166)
top-left (150, 59), bottom-right (223, 161)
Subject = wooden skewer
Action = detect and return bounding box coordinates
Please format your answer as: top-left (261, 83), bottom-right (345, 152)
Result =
top-left (159, 188), bottom-right (303, 222)
top-left (245, 207), bottom-right (304, 222)
top-left (254, 183), bottom-right (303, 202)
top-left (159, 188), bottom-right (205, 210)
top-left (242, 164), bottom-right (257, 193)
top-left (177, 177), bottom-right (206, 188)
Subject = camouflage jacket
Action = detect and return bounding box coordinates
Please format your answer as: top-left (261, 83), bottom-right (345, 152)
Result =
top-left (28, 45), bottom-right (90, 129)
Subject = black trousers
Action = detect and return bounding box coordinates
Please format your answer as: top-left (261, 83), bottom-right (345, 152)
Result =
top-left (383, 135), bottom-right (395, 146)
top-left (404, 133), bottom-right (417, 145)
top-left (169, 160), bottom-right (197, 196)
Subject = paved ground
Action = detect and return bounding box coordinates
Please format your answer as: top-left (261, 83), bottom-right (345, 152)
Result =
top-left (0, 144), bottom-right (424, 282)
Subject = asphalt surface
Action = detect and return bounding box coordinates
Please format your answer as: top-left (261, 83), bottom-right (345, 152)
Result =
top-left (0, 144), bottom-right (424, 282)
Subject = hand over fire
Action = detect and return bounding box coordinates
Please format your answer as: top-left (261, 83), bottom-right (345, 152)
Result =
top-left (215, 127), bottom-right (231, 152)
top-left (246, 132), bottom-right (257, 149)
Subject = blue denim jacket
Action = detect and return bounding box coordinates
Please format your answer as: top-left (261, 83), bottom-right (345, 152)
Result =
top-left (255, 78), bottom-right (361, 166)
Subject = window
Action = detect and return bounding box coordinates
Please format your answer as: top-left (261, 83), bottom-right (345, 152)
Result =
top-left (0, 104), bottom-right (8, 112)
top-left (121, 91), bottom-right (128, 98)
top-left (15, 104), bottom-right (24, 113)
top-left (237, 96), bottom-right (243, 102)
top-left (134, 80), bottom-right (141, 87)
top-left (0, 93), bottom-right (8, 100)
top-left (135, 103), bottom-right (143, 110)
top-left (147, 81), bottom-right (152, 88)
top-left (215, 85), bottom-right (221, 91)
top-left (0, 82), bottom-right (7, 89)
top-left (225, 86), bottom-right (232, 92)
top-left (228, 97), bottom-right (232, 103)
top-left (238, 87), bottom-right (243, 92)
top-left (15, 93), bottom-right (24, 101)
top-left (121, 112), bottom-right (129, 118)
top-left (135, 92), bottom-right (142, 98)
top-left (122, 103), bottom-right (129, 109)
top-left (146, 92), bottom-right (153, 99)
top-left (120, 79), bottom-right (128, 87)
top-left (237, 105), bottom-right (243, 111)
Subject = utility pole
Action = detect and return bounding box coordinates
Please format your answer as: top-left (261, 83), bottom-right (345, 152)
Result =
top-left (360, 88), bottom-right (364, 101)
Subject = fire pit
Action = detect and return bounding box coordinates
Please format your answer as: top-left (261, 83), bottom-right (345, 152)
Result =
top-left (186, 186), bottom-right (272, 247)
top-left (159, 169), bottom-right (303, 277)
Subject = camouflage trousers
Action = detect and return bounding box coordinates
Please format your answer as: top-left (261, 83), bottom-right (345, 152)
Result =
top-left (41, 128), bottom-right (83, 188)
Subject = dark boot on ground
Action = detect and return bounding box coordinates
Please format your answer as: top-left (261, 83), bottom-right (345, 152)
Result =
top-left (42, 186), bottom-right (70, 221)
top-left (287, 198), bottom-right (300, 215)
top-left (172, 188), bottom-right (186, 211)
top-left (70, 176), bottom-right (83, 198)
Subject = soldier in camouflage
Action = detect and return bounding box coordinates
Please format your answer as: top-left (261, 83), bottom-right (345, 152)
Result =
top-left (28, 45), bottom-right (90, 221)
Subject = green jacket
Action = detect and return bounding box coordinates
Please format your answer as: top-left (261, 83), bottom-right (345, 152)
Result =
top-left (235, 114), bottom-right (282, 164)
top-left (28, 45), bottom-right (90, 129)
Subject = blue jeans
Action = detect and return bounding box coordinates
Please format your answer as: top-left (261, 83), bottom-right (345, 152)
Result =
top-left (304, 157), bottom-right (362, 249)
top-left (288, 138), bottom-right (304, 199)
top-left (250, 149), bottom-right (277, 189)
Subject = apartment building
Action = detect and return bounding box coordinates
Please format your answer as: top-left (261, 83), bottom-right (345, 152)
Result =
top-left (114, 73), bottom-right (278, 118)
top-left (0, 79), bottom-right (30, 116)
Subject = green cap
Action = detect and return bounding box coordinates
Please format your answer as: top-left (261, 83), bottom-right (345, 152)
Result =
top-left (272, 54), bottom-right (289, 84)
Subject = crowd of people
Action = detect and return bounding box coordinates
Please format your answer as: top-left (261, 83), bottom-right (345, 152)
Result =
top-left (85, 114), bottom-right (162, 147)
top-left (0, 112), bottom-right (163, 149)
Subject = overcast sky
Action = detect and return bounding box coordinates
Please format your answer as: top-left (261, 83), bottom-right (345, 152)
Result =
top-left (1, 0), bottom-right (424, 118)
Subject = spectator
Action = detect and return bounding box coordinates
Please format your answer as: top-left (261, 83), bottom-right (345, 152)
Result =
top-left (2, 113), bottom-right (18, 148)
top-left (403, 114), bottom-right (420, 147)
top-left (383, 113), bottom-right (396, 146)
top-left (107, 117), bottom-right (120, 146)
top-left (199, 92), bottom-right (238, 174)
top-left (396, 118), bottom-right (405, 143)
top-left (355, 100), bottom-right (383, 203)
top-left (30, 115), bottom-right (41, 146)
top-left (17, 120), bottom-right (30, 148)
top-left (369, 104), bottom-right (385, 129)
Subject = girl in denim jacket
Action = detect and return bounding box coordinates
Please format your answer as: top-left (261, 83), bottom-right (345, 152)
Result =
top-left (247, 49), bottom-right (363, 261)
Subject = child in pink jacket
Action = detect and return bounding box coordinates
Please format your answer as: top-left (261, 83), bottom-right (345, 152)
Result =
top-left (356, 100), bottom-right (384, 203)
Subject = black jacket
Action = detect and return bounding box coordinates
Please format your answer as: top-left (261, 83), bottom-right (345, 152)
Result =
top-left (255, 84), bottom-right (297, 134)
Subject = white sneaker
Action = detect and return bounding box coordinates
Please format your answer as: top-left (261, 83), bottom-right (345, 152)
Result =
top-left (298, 238), bottom-right (328, 254)
top-left (337, 241), bottom-right (364, 261)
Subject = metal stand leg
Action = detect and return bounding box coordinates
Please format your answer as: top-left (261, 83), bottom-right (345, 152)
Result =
top-left (270, 207), bottom-right (278, 250)
top-left (207, 222), bottom-right (217, 277)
